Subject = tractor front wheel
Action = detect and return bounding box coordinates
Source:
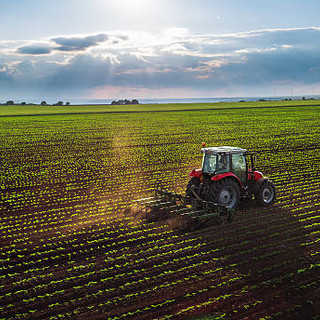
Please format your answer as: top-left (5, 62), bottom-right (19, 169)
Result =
top-left (208, 178), bottom-right (240, 210)
top-left (255, 180), bottom-right (276, 206)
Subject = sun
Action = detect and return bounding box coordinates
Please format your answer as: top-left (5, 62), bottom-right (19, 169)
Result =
top-left (101, 0), bottom-right (153, 16)
top-left (121, 0), bottom-right (151, 14)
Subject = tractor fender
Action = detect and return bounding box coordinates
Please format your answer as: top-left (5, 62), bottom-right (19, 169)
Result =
top-left (189, 169), bottom-right (203, 179)
top-left (248, 170), bottom-right (263, 181)
top-left (253, 171), bottom-right (263, 180)
top-left (211, 172), bottom-right (242, 187)
top-left (250, 177), bottom-right (269, 194)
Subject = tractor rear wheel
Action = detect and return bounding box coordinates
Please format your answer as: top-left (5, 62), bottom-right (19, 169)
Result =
top-left (208, 178), bottom-right (240, 210)
top-left (186, 177), bottom-right (200, 198)
top-left (255, 180), bottom-right (276, 206)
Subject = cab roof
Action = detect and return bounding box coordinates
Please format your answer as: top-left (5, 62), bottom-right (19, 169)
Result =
top-left (201, 146), bottom-right (247, 155)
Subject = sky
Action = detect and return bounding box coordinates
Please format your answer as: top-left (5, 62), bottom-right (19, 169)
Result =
top-left (1, 0), bottom-right (320, 102)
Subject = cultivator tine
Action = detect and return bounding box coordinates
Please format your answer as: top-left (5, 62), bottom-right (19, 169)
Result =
top-left (156, 189), bottom-right (185, 204)
top-left (174, 207), bottom-right (195, 215)
top-left (135, 188), bottom-right (233, 226)
top-left (135, 189), bottom-right (185, 222)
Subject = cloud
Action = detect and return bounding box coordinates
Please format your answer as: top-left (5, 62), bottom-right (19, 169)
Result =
top-left (52, 33), bottom-right (109, 51)
top-left (0, 65), bottom-right (13, 82)
top-left (17, 43), bottom-right (52, 55)
top-left (15, 33), bottom-right (116, 56)
top-left (2, 27), bottom-right (320, 99)
top-left (116, 35), bottom-right (129, 41)
top-left (46, 54), bottom-right (113, 89)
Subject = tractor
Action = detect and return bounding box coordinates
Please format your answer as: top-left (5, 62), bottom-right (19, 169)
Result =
top-left (186, 145), bottom-right (276, 209)
top-left (136, 145), bottom-right (276, 227)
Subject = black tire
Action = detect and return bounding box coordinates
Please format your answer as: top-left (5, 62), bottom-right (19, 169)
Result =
top-left (186, 177), bottom-right (200, 198)
top-left (208, 178), bottom-right (240, 210)
top-left (255, 180), bottom-right (276, 206)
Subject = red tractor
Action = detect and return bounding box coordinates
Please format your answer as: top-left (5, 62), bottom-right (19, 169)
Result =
top-left (186, 145), bottom-right (276, 209)
top-left (136, 145), bottom-right (276, 227)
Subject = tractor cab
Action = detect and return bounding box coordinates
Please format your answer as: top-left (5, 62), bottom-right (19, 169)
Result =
top-left (201, 146), bottom-right (248, 185)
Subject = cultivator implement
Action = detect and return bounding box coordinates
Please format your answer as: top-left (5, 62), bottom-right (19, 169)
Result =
top-left (135, 189), bottom-right (234, 230)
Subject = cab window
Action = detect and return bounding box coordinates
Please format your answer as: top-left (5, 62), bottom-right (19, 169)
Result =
top-left (217, 154), bottom-right (229, 173)
top-left (232, 154), bottom-right (246, 184)
top-left (202, 154), bottom-right (216, 173)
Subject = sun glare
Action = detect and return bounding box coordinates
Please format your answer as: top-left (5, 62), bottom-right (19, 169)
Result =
top-left (101, 0), bottom-right (153, 16)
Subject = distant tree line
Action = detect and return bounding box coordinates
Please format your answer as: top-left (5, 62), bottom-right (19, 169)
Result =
top-left (1, 99), bottom-right (141, 106)
top-left (111, 99), bottom-right (139, 105)
top-left (1, 101), bottom-right (70, 106)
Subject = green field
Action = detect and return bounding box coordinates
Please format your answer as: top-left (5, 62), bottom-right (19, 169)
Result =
top-left (1, 101), bottom-right (320, 319)
top-left (1, 99), bottom-right (320, 116)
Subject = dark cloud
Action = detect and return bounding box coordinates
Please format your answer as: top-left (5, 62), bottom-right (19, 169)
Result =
top-left (45, 54), bottom-right (113, 90)
top-left (112, 35), bottom-right (129, 45)
top-left (117, 35), bottom-right (129, 41)
top-left (52, 33), bottom-right (109, 51)
top-left (17, 44), bottom-right (52, 55)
